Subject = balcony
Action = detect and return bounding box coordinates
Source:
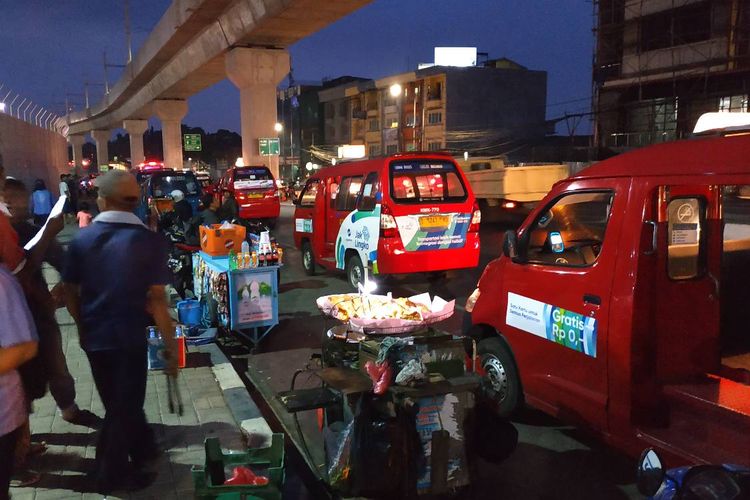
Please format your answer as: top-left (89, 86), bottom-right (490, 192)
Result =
top-left (605, 130), bottom-right (677, 149)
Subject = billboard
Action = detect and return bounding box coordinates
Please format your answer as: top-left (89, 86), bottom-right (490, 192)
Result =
top-left (434, 47), bottom-right (477, 67)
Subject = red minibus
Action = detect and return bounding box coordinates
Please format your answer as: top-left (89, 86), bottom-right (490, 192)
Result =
top-left (293, 153), bottom-right (481, 289)
top-left (217, 166), bottom-right (280, 226)
top-left (466, 120), bottom-right (750, 465)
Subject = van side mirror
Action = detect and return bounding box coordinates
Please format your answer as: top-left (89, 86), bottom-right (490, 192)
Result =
top-left (636, 448), bottom-right (665, 496)
top-left (503, 230), bottom-right (525, 263)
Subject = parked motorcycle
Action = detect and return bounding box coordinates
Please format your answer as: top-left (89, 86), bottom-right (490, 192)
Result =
top-left (161, 217), bottom-right (197, 299)
top-left (637, 448), bottom-right (750, 499)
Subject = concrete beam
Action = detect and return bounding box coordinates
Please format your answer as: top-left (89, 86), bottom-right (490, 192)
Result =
top-left (123, 119), bottom-right (149, 165)
top-left (226, 48), bottom-right (289, 177)
top-left (90, 129), bottom-right (111, 168)
top-left (153, 100), bottom-right (188, 169)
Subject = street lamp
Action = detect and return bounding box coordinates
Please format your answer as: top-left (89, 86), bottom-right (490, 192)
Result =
top-left (389, 83), bottom-right (402, 98)
top-left (305, 161), bottom-right (313, 171)
top-left (274, 122), bottom-right (283, 133)
top-left (0, 103), bottom-right (5, 113)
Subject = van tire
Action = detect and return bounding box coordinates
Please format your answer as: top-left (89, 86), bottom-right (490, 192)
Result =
top-left (478, 337), bottom-right (521, 417)
top-left (345, 254), bottom-right (365, 291)
top-left (301, 241), bottom-right (316, 275)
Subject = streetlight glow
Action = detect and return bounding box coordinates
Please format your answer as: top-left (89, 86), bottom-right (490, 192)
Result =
top-left (305, 161), bottom-right (313, 171)
top-left (0, 103), bottom-right (5, 113)
top-left (274, 122), bottom-right (283, 133)
top-left (389, 83), bottom-right (402, 98)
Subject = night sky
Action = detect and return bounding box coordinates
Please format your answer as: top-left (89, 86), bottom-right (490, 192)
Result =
top-left (0, 0), bottom-right (594, 136)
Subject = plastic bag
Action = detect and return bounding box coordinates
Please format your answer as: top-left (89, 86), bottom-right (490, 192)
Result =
top-left (327, 420), bottom-right (354, 491)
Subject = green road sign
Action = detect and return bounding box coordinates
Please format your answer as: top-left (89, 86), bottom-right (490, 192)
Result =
top-left (258, 137), bottom-right (280, 156)
top-left (183, 133), bottom-right (202, 152)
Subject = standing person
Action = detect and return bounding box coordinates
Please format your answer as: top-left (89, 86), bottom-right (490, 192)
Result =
top-left (58, 174), bottom-right (72, 224)
top-left (62, 170), bottom-right (178, 494)
top-left (66, 174), bottom-right (79, 225)
top-left (0, 264), bottom-right (39, 500)
top-left (4, 178), bottom-right (99, 426)
top-left (29, 180), bottom-right (53, 226)
top-left (76, 201), bottom-right (93, 228)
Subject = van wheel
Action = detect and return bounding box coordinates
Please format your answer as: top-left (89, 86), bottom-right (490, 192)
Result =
top-left (301, 241), bottom-right (316, 275)
top-left (478, 337), bottom-right (521, 417)
top-left (346, 254), bottom-right (365, 291)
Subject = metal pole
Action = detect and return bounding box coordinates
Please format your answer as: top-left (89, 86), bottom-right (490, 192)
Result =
top-left (9, 95), bottom-right (20, 117)
top-left (84, 82), bottom-right (90, 108)
top-left (124, 0), bottom-right (133, 64)
top-left (22, 101), bottom-right (33, 121)
top-left (36, 108), bottom-right (46, 126)
top-left (103, 52), bottom-right (110, 94)
top-left (412, 85), bottom-right (418, 151)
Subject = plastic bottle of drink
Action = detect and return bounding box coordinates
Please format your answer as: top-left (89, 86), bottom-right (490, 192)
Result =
top-left (277, 247), bottom-right (283, 265)
top-left (228, 249), bottom-right (237, 270)
top-left (240, 241), bottom-right (250, 269)
top-left (251, 251), bottom-right (257, 268)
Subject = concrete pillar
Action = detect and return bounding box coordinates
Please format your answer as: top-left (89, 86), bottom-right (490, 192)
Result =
top-left (225, 48), bottom-right (290, 179)
top-left (123, 119), bottom-right (148, 165)
top-left (91, 129), bottom-right (111, 170)
top-left (153, 100), bottom-right (188, 169)
top-left (67, 134), bottom-right (86, 176)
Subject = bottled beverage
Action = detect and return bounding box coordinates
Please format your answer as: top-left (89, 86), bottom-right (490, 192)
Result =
top-left (277, 247), bottom-right (283, 265)
top-left (258, 251), bottom-right (265, 267)
top-left (240, 241), bottom-right (250, 269)
top-left (228, 249), bottom-right (237, 270)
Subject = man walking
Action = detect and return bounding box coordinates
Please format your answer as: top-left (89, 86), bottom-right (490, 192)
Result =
top-left (62, 170), bottom-right (177, 493)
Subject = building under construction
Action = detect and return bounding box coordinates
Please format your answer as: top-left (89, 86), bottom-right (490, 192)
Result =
top-left (594, 0), bottom-right (749, 153)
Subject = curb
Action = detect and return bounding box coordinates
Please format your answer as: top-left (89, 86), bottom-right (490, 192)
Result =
top-left (197, 342), bottom-right (274, 448)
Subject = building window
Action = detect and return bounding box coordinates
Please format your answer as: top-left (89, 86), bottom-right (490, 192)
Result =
top-left (368, 143), bottom-right (381, 156)
top-left (623, 97), bottom-right (678, 147)
top-left (640, 2), bottom-right (711, 52)
top-left (427, 81), bottom-right (442, 100)
top-left (428, 141), bottom-right (442, 151)
top-left (386, 144), bottom-right (398, 155)
top-left (368, 119), bottom-right (379, 132)
top-left (719, 95), bottom-right (749, 112)
top-left (427, 111), bottom-right (443, 125)
top-left (326, 103), bottom-right (335, 119)
top-left (405, 114), bottom-right (419, 127)
top-left (386, 117), bottom-right (399, 129)
top-left (339, 101), bottom-right (348, 117)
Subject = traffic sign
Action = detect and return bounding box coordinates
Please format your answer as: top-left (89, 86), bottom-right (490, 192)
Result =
top-left (258, 137), bottom-right (280, 156)
top-left (183, 133), bottom-right (202, 152)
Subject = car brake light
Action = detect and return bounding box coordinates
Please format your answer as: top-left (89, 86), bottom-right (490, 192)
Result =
top-left (469, 202), bottom-right (481, 232)
top-left (380, 205), bottom-right (399, 238)
top-left (264, 189), bottom-right (277, 199)
top-left (501, 200), bottom-right (518, 209)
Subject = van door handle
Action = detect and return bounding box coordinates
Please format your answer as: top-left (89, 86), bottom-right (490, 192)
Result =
top-left (583, 294), bottom-right (601, 306)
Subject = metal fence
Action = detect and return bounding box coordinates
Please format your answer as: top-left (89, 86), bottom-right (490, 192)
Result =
top-left (0, 83), bottom-right (68, 135)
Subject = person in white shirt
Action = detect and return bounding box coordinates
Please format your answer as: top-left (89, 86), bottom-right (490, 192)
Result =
top-left (58, 174), bottom-right (72, 224)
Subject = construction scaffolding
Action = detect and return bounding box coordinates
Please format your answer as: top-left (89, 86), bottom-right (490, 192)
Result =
top-left (592, 0), bottom-right (750, 152)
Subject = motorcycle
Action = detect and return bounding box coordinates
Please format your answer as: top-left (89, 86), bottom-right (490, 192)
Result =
top-left (637, 448), bottom-right (750, 499)
top-left (161, 213), bottom-right (198, 299)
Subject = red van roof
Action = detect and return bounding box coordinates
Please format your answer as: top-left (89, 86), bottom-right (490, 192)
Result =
top-left (574, 133), bottom-right (750, 180)
top-left (307, 153), bottom-right (457, 180)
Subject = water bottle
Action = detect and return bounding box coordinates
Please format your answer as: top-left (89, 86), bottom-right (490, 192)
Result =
top-left (240, 241), bottom-right (250, 269)
top-left (228, 249), bottom-right (237, 270)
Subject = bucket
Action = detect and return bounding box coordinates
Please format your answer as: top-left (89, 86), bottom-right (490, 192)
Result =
top-left (177, 299), bottom-right (202, 326)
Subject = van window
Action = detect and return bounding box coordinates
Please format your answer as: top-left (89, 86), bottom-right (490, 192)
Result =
top-left (336, 176), bottom-right (363, 212)
top-left (298, 180), bottom-right (319, 207)
top-left (357, 172), bottom-right (380, 212)
top-left (234, 167), bottom-right (274, 190)
top-left (389, 161), bottom-right (467, 203)
top-left (667, 197), bottom-right (705, 280)
top-left (526, 191), bottom-right (614, 267)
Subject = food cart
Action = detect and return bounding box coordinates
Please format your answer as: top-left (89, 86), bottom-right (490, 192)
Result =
top-left (277, 292), bottom-right (484, 497)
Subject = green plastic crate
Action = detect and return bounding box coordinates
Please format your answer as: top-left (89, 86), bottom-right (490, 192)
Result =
top-left (192, 433), bottom-right (285, 500)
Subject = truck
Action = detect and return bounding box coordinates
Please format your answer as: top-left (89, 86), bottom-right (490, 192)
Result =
top-left (454, 157), bottom-right (570, 221)
top-left (464, 112), bottom-right (750, 466)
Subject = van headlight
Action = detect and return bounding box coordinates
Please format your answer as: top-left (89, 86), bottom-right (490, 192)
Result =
top-left (465, 287), bottom-right (481, 313)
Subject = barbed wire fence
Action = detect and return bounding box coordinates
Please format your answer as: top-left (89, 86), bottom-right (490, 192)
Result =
top-left (0, 83), bottom-right (68, 136)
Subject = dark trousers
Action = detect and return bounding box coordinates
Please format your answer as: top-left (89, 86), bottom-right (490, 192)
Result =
top-left (0, 426), bottom-right (21, 500)
top-left (86, 346), bottom-right (156, 485)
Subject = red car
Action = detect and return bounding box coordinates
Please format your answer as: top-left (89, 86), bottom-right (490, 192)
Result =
top-left (217, 166), bottom-right (280, 227)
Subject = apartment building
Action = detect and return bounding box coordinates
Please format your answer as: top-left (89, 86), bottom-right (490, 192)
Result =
top-left (319, 60), bottom-right (548, 158)
top-left (594, 0), bottom-right (750, 151)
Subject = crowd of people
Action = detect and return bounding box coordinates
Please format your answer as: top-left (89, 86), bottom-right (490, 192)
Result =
top-left (0, 163), bottom-right (178, 498)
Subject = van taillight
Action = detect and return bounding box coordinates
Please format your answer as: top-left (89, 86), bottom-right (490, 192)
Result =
top-left (380, 205), bottom-right (399, 238)
top-left (264, 189), bottom-right (277, 199)
top-left (469, 202), bottom-right (481, 232)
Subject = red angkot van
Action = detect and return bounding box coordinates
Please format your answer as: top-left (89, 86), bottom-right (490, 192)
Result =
top-left (217, 166), bottom-right (280, 226)
top-left (293, 153), bottom-right (481, 289)
top-left (465, 119), bottom-right (750, 465)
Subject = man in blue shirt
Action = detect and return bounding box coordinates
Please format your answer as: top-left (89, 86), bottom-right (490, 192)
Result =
top-left (62, 170), bottom-right (177, 494)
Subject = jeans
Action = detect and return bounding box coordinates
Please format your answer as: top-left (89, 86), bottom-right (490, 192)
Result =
top-left (86, 345), bottom-right (156, 487)
top-left (0, 426), bottom-right (21, 500)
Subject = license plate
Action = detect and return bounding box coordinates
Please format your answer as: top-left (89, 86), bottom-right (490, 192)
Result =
top-left (419, 215), bottom-right (449, 231)
top-left (246, 193), bottom-right (263, 198)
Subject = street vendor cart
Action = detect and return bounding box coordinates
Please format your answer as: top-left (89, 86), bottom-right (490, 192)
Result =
top-left (277, 292), bottom-right (491, 498)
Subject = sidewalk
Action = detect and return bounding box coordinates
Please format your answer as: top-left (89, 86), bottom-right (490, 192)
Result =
top-left (10, 248), bottom-right (255, 499)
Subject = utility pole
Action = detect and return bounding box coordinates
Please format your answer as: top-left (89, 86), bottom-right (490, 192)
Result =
top-left (103, 51), bottom-right (126, 94)
top-left (124, 0), bottom-right (133, 64)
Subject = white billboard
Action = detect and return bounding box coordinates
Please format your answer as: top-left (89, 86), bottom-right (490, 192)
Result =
top-left (434, 47), bottom-right (477, 67)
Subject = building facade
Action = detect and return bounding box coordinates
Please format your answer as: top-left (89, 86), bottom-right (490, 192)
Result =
top-left (318, 61), bottom-right (548, 159)
top-left (594, 0), bottom-right (750, 151)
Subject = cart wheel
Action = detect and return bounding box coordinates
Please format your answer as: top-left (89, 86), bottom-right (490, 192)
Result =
top-left (302, 241), bottom-right (316, 275)
top-left (345, 254), bottom-right (364, 291)
top-left (478, 337), bottom-right (521, 417)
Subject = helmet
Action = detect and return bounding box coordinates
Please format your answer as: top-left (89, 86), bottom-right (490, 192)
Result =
top-left (170, 189), bottom-right (185, 202)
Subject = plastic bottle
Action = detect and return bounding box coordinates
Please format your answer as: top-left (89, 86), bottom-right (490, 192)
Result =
top-left (240, 241), bottom-right (250, 269)
top-left (251, 251), bottom-right (257, 268)
top-left (277, 247), bottom-right (283, 265)
top-left (228, 249), bottom-right (237, 270)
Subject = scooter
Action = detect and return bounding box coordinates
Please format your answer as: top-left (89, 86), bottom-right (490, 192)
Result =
top-left (637, 448), bottom-right (750, 499)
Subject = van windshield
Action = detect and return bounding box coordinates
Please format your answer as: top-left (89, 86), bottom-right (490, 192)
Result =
top-left (389, 160), bottom-right (467, 203)
top-left (152, 175), bottom-right (200, 197)
top-left (234, 168), bottom-right (275, 190)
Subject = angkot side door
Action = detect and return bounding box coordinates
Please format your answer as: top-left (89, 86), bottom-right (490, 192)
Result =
top-left (293, 179), bottom-right (319, 249)
top-left (501, 179), bottom-right (627, 431)
top-left (324, 176), bottom-right (341, 259)
top-left (332, 175), bottom-right (364, 269)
